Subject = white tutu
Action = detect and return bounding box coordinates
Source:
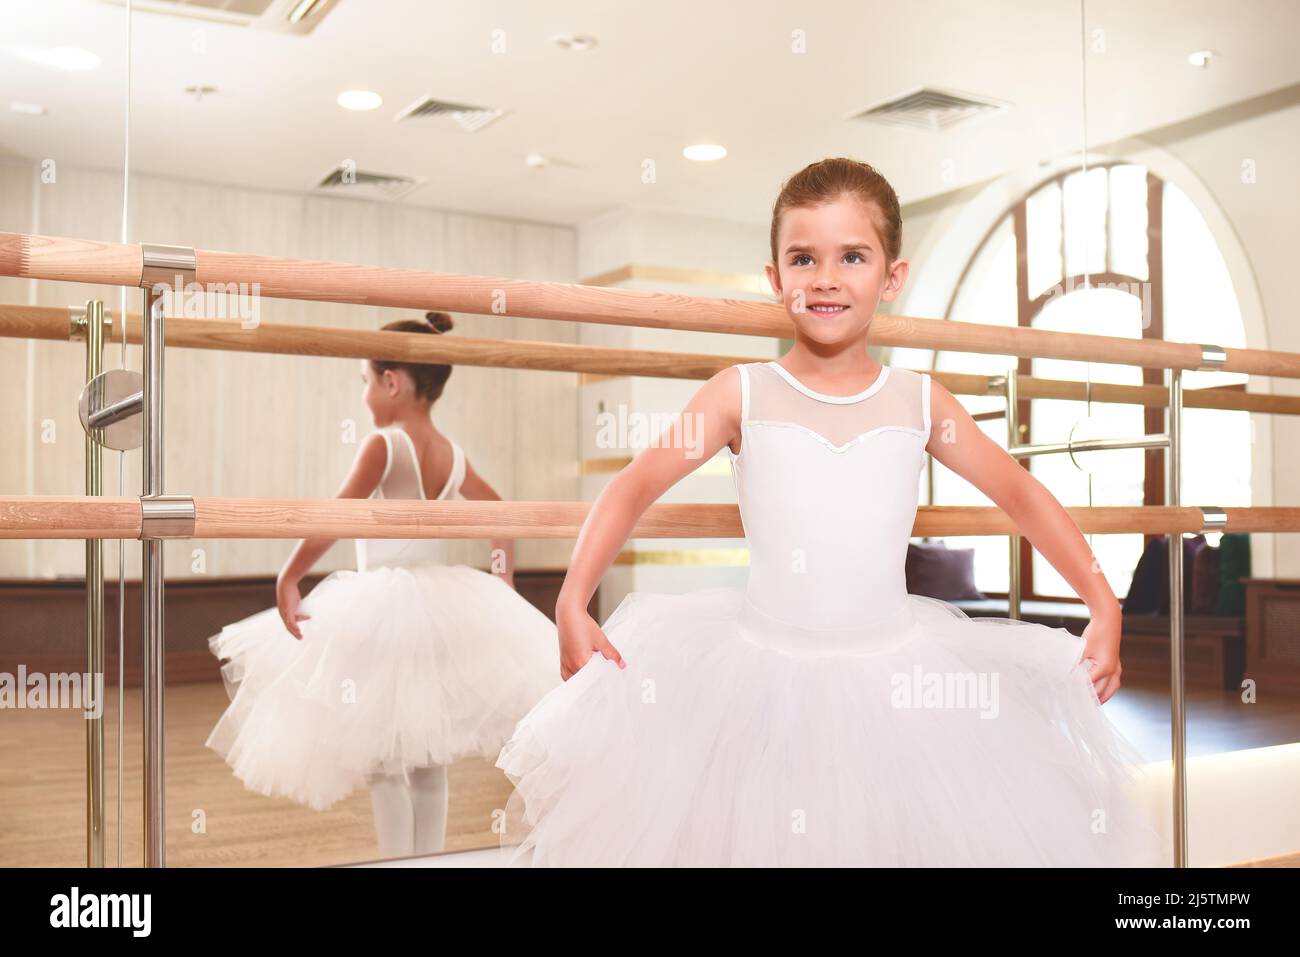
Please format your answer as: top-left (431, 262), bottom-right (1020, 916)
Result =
top-left (207, 562), bottom-right (560, 811)
top-left (495, 586), bottom-right (1167, 867)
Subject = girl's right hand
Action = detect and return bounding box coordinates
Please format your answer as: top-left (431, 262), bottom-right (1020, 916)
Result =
top-left (275, 575), bottom-right (312, 640)
top-left (556, 605), bottom-right (624, 681)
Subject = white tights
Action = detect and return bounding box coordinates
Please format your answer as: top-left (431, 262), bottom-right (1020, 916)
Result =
top-left (365, 764), bottom-right (450, 858)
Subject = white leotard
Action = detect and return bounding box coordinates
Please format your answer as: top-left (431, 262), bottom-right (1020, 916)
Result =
top-left (355, 427), bottom-right (465, 572)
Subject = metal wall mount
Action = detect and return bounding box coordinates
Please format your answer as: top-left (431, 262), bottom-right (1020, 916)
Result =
top-left (139, 495), bottom-right (196, 540)
top-left (78, 369), bottom-right (145, 451)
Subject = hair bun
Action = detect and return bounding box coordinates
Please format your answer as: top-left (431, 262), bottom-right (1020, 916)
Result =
top-left (424, 311), bottom-right (454, 334)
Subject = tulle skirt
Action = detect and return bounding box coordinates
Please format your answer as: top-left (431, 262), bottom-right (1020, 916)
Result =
top-left (206, 562), bottom-right (560, 811)
top-left (495, 586), bottom-right (1168, 867)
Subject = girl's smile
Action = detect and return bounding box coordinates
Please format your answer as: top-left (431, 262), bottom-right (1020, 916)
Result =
top-left (806, 301), bottom-right (850, 317)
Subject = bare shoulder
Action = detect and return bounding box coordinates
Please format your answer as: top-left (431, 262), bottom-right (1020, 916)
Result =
top-left (456, 444), bottom-right (499, 500)
top-left (698, 364), bottom-right (744, 415)
top-left (907, 366), bottom-right (935, 387)
top-left (357, 430), bottom-right (389, 463)
top-left (912, 370), bottom-right (944, 449)
top-left (923, 374), bottom-right (988, 457)
top-left (353, 431), bottom-right (389, 476)
top-left (926, 372), bottom-right (959, 412)
top-left (461, 449), bottom-right (484, 483)
top-left (688, 365), bottom-right (745, 453)
top-left (335, 431), bottom-right (389, 498)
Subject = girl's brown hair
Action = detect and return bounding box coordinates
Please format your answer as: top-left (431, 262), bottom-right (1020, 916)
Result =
top-left (370, 312), bottom-right (454, 404)
top-left (769, 157), bottom-right (902, 267)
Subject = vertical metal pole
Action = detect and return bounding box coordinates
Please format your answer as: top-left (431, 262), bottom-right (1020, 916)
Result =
top-left (83, 300), bottom-right (106, 867)
top-left (137, 243), bottom-right (193, 868)
top-left (1167, 365), bottom-right (1188, 867)
top-left (1006, 367), bottom-right (1022, 621)
top-left (142, 287), bottom-right (166, 867)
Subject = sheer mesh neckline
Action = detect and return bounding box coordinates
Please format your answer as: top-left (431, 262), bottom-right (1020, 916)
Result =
top-left (392, 428), bottom-right (428, 501)
top-left (765, 361), bottom-right (890, 404)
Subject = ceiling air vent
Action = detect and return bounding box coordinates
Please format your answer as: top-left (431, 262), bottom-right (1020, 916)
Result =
top-left (849, 86), bottom-right (1010, 132)
top-left (96, 0), bottom-right (341, 34)
top-left (312, 165), bottom-right (425, 203)
top-left (395, 96), bottom-right (505, 133)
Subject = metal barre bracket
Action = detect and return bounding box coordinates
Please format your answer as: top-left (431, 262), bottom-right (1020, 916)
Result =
top-left (140, 495), bottom-right (196, 539)
top-left (1196, 344), bottom-right (1227, 369)
top-left (69, 306), bottom-right (114, 341)
top-left (1199, 506), bottom-right (1228, 531)
top-left (140, 243), bottom-right (197, 290)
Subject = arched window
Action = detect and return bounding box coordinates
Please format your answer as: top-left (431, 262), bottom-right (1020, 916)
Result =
top-left (927, 163), bottom-right (1250, 606)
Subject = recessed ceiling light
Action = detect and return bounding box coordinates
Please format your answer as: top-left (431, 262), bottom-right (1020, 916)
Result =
top-left (552, 34), bottom-right (597, 51)
top-left (683, 144), bottom-right (726, 161)
top-left (10, 102), bottom-right (46, 116)
top-left (338, 90), bottom-right (382, 111)
top-left (3, 44), bottom-right (101, 71)
top-left (525, 152), bottom-right (549, 168)
top-left (1187, 49), bottom-right (1216, 67)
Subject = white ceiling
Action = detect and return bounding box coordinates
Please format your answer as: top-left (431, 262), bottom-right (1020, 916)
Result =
top-left (1, 0), bottom-right (1297, 227)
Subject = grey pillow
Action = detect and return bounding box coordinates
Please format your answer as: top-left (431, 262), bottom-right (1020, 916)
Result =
top-left (906, 540), bottom-right (987, 601)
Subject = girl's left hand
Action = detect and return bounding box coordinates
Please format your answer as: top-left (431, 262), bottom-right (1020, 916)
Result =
top-left (275, 575), bottom-right (312, 640)
top-left (1079, 614), bottom-right (1123, 704)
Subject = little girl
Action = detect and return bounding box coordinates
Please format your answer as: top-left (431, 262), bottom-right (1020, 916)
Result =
top-left (206, 312), bottom-right (560, 859)
top-left (495, 158), bottom-right (1167, 867)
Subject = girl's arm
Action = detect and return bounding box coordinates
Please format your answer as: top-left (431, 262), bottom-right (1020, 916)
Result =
top-left (925, 378), bottom-right (1126, 702)
top-left (555, 367), bottom-right (741, 676)
top-left (459, 457), bottom-right (517, 586)
top-left (280, 431), bottom-right (388, 581)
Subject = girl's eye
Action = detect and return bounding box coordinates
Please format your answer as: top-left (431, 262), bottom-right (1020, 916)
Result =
top-left (844, 252), bottom-right (864, 264)
top-left (792, 254), bottom-right (811, 267)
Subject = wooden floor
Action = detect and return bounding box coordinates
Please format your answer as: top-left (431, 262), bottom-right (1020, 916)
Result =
top-left (1086, 680), bottom-right (1300, 764)
top-left (3, 677), bottom-right (1299, 867)
top-left (0, 681), bottom-right (515, 867)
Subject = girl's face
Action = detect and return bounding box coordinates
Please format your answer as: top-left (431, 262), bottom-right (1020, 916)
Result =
top-left (360, 360), bottom-right (405, 426)
top-left (765, 195), bottom-right (909, 347)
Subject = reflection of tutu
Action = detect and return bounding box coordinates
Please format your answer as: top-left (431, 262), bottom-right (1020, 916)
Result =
top-left (207, 562), bottom-right (560, 811)
top-left (495, 586), bottom-right (1167, 867)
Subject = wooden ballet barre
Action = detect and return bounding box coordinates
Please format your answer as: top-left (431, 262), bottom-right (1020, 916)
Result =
top-left (2, 495), bottom-right (1298, 540)
top-left (0, 496), bottom-right (142, 539)
top-left (0, 303), bottom-right (738, 382)
top-left (2, 230), bottom-right (1299, 378)
top-left (4, 303), bottom-right (1298, 417)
